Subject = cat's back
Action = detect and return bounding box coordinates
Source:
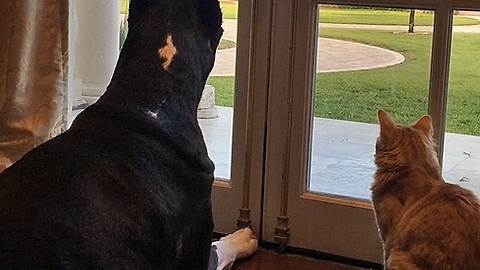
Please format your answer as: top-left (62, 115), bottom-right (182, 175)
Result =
top-left (393, 181), bottom-right (480, 269)
top-left (411, 182), bottom-right (480, 229)
top-left (431, 182), bottom-right (480, 212)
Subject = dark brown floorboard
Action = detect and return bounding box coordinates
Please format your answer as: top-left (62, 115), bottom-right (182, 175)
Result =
top-left (232, 249), bottom-right (370, 270)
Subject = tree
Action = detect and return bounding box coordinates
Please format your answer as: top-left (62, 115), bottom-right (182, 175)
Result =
top-left (408, 9), bottom-right (415, 33)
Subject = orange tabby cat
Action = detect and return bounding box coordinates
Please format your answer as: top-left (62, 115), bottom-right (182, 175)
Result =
top-left (371, 109), bottom-right (480, 270)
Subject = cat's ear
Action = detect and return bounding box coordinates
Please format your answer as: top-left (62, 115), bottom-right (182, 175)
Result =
top-left (377, 109), bottom-right (397, 136)
top-left (413, 115), bottom-right (433, 138)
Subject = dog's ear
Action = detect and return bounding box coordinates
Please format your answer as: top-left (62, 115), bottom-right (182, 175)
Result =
top-left (194, 0), bottom-right (222, 28)
top-left (194, 0), bottom-right (223, 50)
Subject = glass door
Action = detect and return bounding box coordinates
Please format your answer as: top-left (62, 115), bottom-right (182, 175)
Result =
top-left (261, 0), bottom-right (480, 263)
top-left (208, 0), bottom-right (271, 235)
top-left (443, 8), bottom-right (480, 196)
top-left (263, 1), bottom-right (385, 262)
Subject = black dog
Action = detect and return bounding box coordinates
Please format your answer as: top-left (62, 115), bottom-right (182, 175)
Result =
top-left (0, 0), bottom-right (223, 269)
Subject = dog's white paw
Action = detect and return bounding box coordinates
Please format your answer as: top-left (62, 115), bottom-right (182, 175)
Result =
top-left (218, 228), bottom-right (258, 259)
top-left (212, 228), bottom-right (258, 270)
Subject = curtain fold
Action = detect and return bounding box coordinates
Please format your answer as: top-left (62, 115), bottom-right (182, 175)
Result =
top-left (0, 0), bottom-right (69, 171)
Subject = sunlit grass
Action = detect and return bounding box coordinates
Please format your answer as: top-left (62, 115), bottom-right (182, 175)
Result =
top-left (121, 1), bottom-right (239, 18)
top-left (218, 39), bottom-right (236, 50)
top-left (215, 3), bottom-right (480, 26)
top-left (318, 7), bottom-right (479, 26)
top-left (120, 0), bottom-right (129, 14)
top-left (220, 1), bottom-right (238, 19)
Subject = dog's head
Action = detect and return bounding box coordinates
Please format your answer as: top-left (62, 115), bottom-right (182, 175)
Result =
top-left (125, 0), bottom-right (223, 77)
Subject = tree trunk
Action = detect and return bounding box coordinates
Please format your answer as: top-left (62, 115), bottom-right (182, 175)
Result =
top-left (408, 9), bottom-right (415, 33)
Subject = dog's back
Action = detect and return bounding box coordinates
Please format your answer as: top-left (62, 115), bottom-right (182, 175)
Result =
top-left (0, 0), bottom-right (223, 269)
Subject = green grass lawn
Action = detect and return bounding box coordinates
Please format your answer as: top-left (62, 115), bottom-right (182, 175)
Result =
top-left (220, 1), bottom-right (239, 19)
top-left (208, 77), bottom-right (236, 106)
top-left (121, 0), bottom-right (129, 14)
top-left (316, 29), bottom-right (480, 135)
top-left (208, 30), bottom-right (480, 135)
top-left (319, 7), bottom-right (479, 26)
top-left (121, 2), bottom-right (479, 26)
top-left (218, 39), bottom-right (236, 50)
top-left (120, 1), bottom-right (239, 17)
top-left (218, 2), bottom-right (480, 26)
top-left (313, 29), bottom-right (432, 126)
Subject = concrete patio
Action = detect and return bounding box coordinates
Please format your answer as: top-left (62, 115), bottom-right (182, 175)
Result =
top-left (199, 107), bottom-right (480, 200)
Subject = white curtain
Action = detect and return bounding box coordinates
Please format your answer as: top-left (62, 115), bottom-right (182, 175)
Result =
top-left (0, 0), bottom-right (69, 172)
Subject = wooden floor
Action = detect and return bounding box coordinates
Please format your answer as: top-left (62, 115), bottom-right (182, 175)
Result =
top-left (232, 249), bottom-right (371, 270)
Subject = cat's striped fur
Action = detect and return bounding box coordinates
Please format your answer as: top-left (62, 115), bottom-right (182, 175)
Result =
top-left (371, 109), bottom-right (480, 270)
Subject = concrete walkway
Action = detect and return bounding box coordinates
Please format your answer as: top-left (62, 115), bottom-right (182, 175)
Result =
top-left (199, 107), bottom-right (480, 200)
top-left (320, 22), bottom-right (480, 33)
top-left (211, 20), bottom-right (406, 76)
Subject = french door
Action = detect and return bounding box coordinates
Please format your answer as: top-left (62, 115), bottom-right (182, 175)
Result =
top-left (206, 0), bottom-right (270, 235)
top-left (209, 0), bottom-right (480, 264)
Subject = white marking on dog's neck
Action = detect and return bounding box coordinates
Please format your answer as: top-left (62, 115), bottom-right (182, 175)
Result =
top-left (158, 34), bottom-right (177, 70)
top-left (147, 110), bottom-right (159, 119)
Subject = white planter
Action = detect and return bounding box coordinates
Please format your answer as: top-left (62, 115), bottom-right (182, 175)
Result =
top-left (197, 84), bottom-right (218, 119)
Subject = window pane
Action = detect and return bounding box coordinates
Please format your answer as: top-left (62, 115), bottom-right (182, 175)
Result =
top-left (309, 5), bottom-right (434, 200)
top-left (198, 1), bottom-right (238, 180)
top-left (444, 10), bottom-right (480, 195)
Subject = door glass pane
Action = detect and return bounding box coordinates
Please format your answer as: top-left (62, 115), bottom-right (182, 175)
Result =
top-left (198, 1), bottom-right (238, 180)
top-left (309, 5), bottom-right (434, 200)
top-left (444, 10), bottom-right (480, 195)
